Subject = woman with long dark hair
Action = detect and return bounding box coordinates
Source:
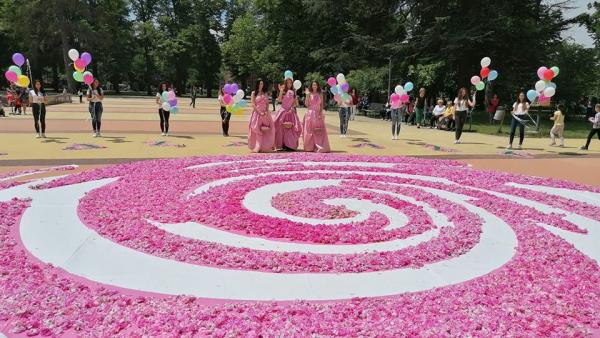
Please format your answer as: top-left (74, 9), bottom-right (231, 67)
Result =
top-left (87, 79), bottom-right (104, 137)
top-left (303, 81), bottom-right (330, 152)
top-left (453, 87), bottom-right (475, 144)
top-left (155, 82), bottom-right (171, 136)
top-left (248, 79), bottom-right (275, 152)
top-left (29, 80), bottom-right (47, 138)
top-left (217, 86), bottom-right (231, 136)
top-left (507, 92), bottom-right (530, 149)
top-left (274, 78), bottom-right (302, 150)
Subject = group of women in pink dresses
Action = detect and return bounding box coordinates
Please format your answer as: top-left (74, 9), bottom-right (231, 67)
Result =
top-left (247, 79), bottom-right (330, 153)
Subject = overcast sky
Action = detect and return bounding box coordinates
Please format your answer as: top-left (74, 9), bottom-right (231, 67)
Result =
top-left (562, 0), bottom-right (595, 47)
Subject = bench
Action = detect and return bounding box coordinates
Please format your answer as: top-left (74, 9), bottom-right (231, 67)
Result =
top-left (362, 103), bottom-right (386, 118)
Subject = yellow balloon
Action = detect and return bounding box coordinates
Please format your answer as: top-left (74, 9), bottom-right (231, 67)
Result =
top-left (74, 63), bottom-right (85, 72)
top-left (226, 105), bottom-right (233, 113)
top-left (16, 75), bottom-right (30, 88)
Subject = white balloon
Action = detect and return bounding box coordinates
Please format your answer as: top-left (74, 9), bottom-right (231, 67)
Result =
top-left (293, 80), bottom-right (302, 90)
top-left (68, 49), bottom-right (79, 62)
top-left (161, 102), bottom-right (171, 111)
top-left (480, 57), bottom-right (491, 68)
top-left (543, 87), bottom-right (556, 98)
top-left (394, 85), bottom-right (404, 95)
top-left (535, 80), bottom-right (546, 93)
top-left (336, 73), bottom-right (345, 83)
top-left (235, 89), bottom-right (245, 99)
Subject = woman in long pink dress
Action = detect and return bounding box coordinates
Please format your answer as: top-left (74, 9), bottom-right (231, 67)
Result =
top-left (303, 81), bottom-right (330, 152)
top-left (248, 79), bottom-right (275, 152)
top-left (274, 78), bottom-right (302, 151)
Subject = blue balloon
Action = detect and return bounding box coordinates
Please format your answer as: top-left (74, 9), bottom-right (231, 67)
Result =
top-left (526, 89), bottom-right (538, 102)
top-left (330, 86), bottom-right (338, 94)
top-left (404, 82), bottom-right (414, 92)
top-left (239, 99), bottom-right (248, 107)
top-left (170, 106), bottom-right (179, 114)
top-left (488, 70), bottom-right (499, 81)
top-left (284, 70), bottom-right (293, 79)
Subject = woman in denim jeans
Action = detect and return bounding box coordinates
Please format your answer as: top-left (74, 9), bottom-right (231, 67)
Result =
top-left (87, 79), bottom-right (104, 137)
top-left (338, 96), bottom-right (351, 137)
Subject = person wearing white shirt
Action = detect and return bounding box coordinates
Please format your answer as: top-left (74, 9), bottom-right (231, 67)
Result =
top-left (29, 80), bottom-right (47, 138)
top-left (507, 92), bottom-right (530, 149)
top-left (338, 96), bottom-right (351, 137)
top-left (429, 99), bottom-right (446, 128)
top-left (453, 87), bottom-right (475, 144)
top-left (155, 82), bottom-right (171, 136)
top-left (87, 79), bottom-right (104, 137)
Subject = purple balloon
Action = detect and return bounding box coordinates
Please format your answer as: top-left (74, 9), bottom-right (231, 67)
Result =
top-left (341, 83), bottom-right (350, 92)
top-left (12, 53), bottom-right (25, 67)
top-left (168, 99), bottom-right (177, 106)
top-left (231, 83), bottom-right (239, 94)
top-left (80, 52), bottom-right (92, 66)
top-left (224, 83), bottom-right (231, 94)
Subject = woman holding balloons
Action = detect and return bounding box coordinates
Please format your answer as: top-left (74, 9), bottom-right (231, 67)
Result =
top-left (274, 73), bottom-right (302, 150)
top-left (29, 80), bottom-right (47, 138)
top-left (248, 79), bottom-right (275, 152)
top-left (303, 81), bottom-right (330, 152)
top-left (218, 87), bottom-right (230, 137)
top-left (87, 79), bottom-right (104, 137)
top-left (155, 82), bottom-right (172, 136)
top-left (453, 87), bottom-right (475, 144)
top-left (507, 92), bottom-right (530, 149)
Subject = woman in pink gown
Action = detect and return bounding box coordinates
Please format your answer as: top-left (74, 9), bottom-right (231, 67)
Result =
top-left (248, 79), bottom-right (275, 152)
top-left (303, 81), bottom-right (330, 152)
top-left (274, 78), bottom-right (302, 151)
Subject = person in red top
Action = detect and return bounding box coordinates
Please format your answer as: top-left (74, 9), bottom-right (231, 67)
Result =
top-left (350, 88), bottom-right (359, 121)
top-left (487, 94), bottom-right (500, 124)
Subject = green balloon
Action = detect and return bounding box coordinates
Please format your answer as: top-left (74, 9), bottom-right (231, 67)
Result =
top-left (73, 71), bottom-right (84, 82)
top-left (475, 82), bottom-right (485, 91)
top-left (551, 66), bottom-right (560, 77)
top-left (8, 65), bottom-right (21, 76)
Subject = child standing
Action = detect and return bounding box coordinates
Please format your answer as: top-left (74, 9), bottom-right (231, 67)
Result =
top-left (549, 104), bottom-right (565, 147)
top-left (581, 103), bottom-right (600, 150)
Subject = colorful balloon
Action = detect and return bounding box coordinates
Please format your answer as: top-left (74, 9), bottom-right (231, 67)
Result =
top-left (161, 92), bottom-right (169, 102)
top-left (475, 82), bottom-right (485, 91)
top-left (12, 53), bottom-right (25, 67)
top-left (167, 90), bottom-right (176, 100)
top-left (4, 71), bottom-right (17, 83)
top-left (537, 67), bottom-right (547, 80)
top-left (74, 59), bottom-right (86, 72)
top-left (543, 69), bottom-right (554, 81)
top-left (170, 106), bottom-right (179, 114)
top-left (73, 71), bottom-right (84, 82)
top-left (341, 82), bottom-right (349, 92)
top-left (223, 83), bottom-right (231, 94)
top-left (330, 86), bottom-right (338, 95)
top-left (223, 94), bottom-right (233, 105)
top-left (83, 74), bottom-right (94, 85)
top-left (336, 73), bottom-right (345, 84)
top-left (480, 67), bottom-right (490, 78)
top-left (334, 93), bottom-right (341, 103)
top-left (284, 70), bottom-right (293, 79)
top-left (535, 80), bottom-right (546, 92)
top-left (546, 82), bottom-right (557, 89)
top-left (470, 76), bottom-right (481, 85)
top-left (480, 57), bottom-right (491, 68)
top-left (168, 99), bottom-right (177, 106)
top-left (526, 89), bottom-right (538, 102)
top-left (551, 66), bottom-right (560, 77)
top-left (327, 77), bottom-right (337, 87)
top-left (400, 94), bottom-right (409, 103)
top-left (161, 102), bottom-right (171, 111)
top-left (394, 85), bottom-right (404, 95)
top-left (8, 66), bottom-right (21, 76)
top-left (80, 52), bottom-right (92, 66)
top-left (488, 70), bottom-right (498, 81)
top-left (230, 83), bottom-right (239, 94)
top-left (16, 75), bottom-right (30, 88)
top-left (543, 87), bottom-right (556, 98)
top-left (404, 82), bottom-right (414, 92)
top-left (68, 49), bottom-right (79, 62)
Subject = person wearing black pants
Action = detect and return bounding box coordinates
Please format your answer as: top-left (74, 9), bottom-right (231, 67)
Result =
top-left (507, 92), bottom-right (530, 150)
top-left (156, 82), bottom-right (171, 136)
top-left (87, 79), bottom-right (104, 137)
top-left (453, 87), bottom-right (475, 144)
top-left (190, 86), bottom-right (197, 108)
top-left (581, 104), bottom-right (600, 150)
top-left (218, 87), bottom-right (231, 136)
top-left (30, 80), bottom-right (47, 138)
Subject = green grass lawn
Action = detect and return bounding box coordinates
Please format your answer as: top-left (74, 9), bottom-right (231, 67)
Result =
top-left (468, 110), bottom-right (592, 139)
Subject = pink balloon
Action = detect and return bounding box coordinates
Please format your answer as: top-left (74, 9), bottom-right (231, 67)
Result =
top-left (223, 94), bottom-right (233, 105)
top-left (400, 94), bottom-right (409, 103)
top-left (168, 90), bottom-right (176, 100)
top-left (327, 77), bottom-right (337, 87)
top-left (80, 52), bottom-right (92, 66)
top-left (470, 75), bottom-right (481, 85)
top-left (390, 93), bottom-right (400, 102)
top-left (83, 74), bottom-right (94, 85)
top-left (334, 94), bottom-right (341, 102)
top-left (537, 67), bottom-right (547, 80)
top-left (4, 70), bottom-right (17, 83)
top-left (75, 58), bottom-right (86, 70)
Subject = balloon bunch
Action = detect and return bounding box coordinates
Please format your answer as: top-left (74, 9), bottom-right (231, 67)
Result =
top-left (470, 57), bottom-right (499, 91)
top-left (68, 49), bottom-right (95, 85)
top-left (283, 70), bottom-right (303, 91)
top-left (4, 53), bottom-right (30, 88)
top-left (160, 90), bottom-right (179, 114)
top-left (223, 83), bottom-right (247, 114)
top-left (389, 81), bottom-right (414, 106)
top-left (327, 73), bottom-right (350, 104)
top-left (526, 66), bottom-right (560, 104)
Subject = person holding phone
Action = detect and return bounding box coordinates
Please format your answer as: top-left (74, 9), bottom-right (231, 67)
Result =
top-left (29, 80), bottom-right (48, 138)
